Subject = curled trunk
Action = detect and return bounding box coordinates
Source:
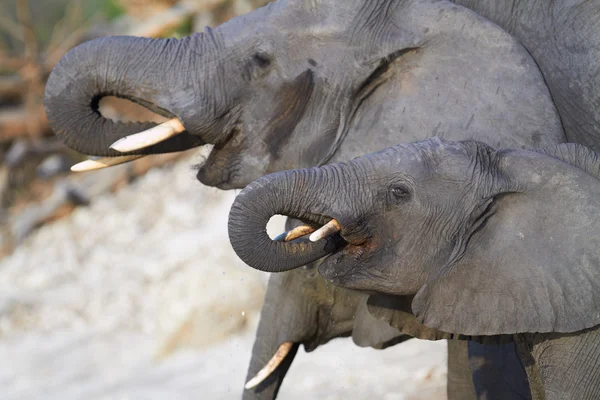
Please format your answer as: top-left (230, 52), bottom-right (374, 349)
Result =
top-left (44, 35), bottom-right (206, 156)
top-left (228, 167), bottom-right (344, 273)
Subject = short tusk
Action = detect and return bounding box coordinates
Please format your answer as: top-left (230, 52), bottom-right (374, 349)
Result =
top-left (273, 225), bottom-right (315, 242)
top-left (109, 118), bottom-right (185, 152)
top-left (245, 341), bottom-right (294, 390)
top-left (70, 155), bottom-right (144, 172)
top-left (284, 225), bottom-right (316, 242)
top-left (309, 219), bottom-right (341, 242)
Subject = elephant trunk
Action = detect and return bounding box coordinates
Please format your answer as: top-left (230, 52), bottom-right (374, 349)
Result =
top-left (228, 166), bottom-right (346, 273)
top-left (44, 34), bottom-right (217, 156)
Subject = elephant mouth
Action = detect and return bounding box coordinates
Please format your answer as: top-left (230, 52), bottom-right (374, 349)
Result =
top-left (274, 212), bottom-right (372, 275)
top-left (70, 113), bottom-right (251, 191)
top-left (70, 115), bottom-right (239, 173)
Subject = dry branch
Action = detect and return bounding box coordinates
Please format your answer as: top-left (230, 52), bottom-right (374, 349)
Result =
top-left (0, 0), bottom-right (259, 258)
top-left (0, 76), bottom-right (25, 101)
top-left (0, 105), bottom-right (47, 141)
top-left (7, 152), bottom-right (185, 245)
top-left (0, 5), bottom-right (24, 43)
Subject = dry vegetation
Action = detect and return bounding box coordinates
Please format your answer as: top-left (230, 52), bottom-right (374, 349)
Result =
top-left (0, 0), bottom-right (270, 258)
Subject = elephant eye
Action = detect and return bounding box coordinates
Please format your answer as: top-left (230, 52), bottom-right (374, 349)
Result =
top-left (390, 184), bottom-right (411, 201)
top-left (252, 52), bottom-right (271, 68)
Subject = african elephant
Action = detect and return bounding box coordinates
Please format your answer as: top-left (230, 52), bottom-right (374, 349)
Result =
top-left (244, 219), bottom-right (408, 398)
top-left (454, 0), bottom-right (600, 153)
top-left (44, 0), bottom-right (565, 398)
top-left (228, 137), bottom-right (600, 399)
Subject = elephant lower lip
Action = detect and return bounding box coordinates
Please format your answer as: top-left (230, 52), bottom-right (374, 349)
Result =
top-left (195, 162), bottom-right (234, 188)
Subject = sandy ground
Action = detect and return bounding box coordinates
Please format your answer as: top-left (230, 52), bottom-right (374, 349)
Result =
top-left (0, 152), bottom-right (447, 399)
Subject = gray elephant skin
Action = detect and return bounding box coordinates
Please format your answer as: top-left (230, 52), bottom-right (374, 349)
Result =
top-left (453, 0), bottom-right (600, 153)
top-left (43, 0), bottom-right (569, 398)
top-left (229, 138), bottom-right (600, 400)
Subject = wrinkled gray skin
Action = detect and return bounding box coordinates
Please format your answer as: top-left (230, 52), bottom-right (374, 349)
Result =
top-left (249, 221), bottom-right (407, 398)
top-left (438, 1), bottom-right (600, 389)
top-left (229, 138), bottom-right (600, 399)
top-left (44, 0), bottom-right (565, 398)
top-left (454, 0), bottom-right (600, 153)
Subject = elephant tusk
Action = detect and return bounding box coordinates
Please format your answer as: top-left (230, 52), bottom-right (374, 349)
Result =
top-left (285, 225), bottom-right (315, 241)
top-left (309, 219), bottom-right (341, 242)
top-left (284, 225), bottom-right (316, 242)
top-left (273, 225), bottom-right (316, 242)
top-left (245, 341), bottom-right (293, 390)
top-left (109, 118), bottom-right (185, 152)
top-left (70, 155), bottom-right (145, 172)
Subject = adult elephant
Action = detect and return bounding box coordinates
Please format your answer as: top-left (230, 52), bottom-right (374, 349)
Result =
top-left (228, 138), bottom-right (600, 399)
top-left (43, 0), bottom-right (564, 398)
top-left (453, 0), bottom-right (600, 153)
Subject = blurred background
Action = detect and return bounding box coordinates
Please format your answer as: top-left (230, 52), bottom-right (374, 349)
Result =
top-left (0, 1), bottom-right (446, 398)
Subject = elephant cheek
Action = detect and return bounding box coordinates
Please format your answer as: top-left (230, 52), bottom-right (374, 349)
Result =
top-left (318, 252), bottom-right (354, 286)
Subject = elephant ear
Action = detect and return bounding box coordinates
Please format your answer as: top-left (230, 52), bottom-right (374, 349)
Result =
top-left (537, 143), bottom-right (600, 179)
top-left (366, 294), bottom-right (457, 341)
top-left (351, 294), bottom-right (410, 348)
top-left (412, 145), bottom-right (600, 336)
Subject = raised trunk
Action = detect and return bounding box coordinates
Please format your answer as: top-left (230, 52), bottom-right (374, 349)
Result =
top-left (228, 167), bottom-right (345, 273)
top-left (44, 35), bottom-right (208, 156)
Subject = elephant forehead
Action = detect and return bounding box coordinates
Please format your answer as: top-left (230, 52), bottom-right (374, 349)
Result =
top-left (370, 140), bottom-right (481, 179)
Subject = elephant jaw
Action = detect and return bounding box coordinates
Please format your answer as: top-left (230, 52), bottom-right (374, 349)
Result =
top-left (271, 216), bottom-right (370, 276)
top-left (276, 217), bottom-right (377, 287)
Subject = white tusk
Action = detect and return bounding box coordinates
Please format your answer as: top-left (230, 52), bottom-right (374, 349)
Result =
top-left (70, 155), bottom-right (144, 172)
top-left (109, 118), bottom-right (185, 152)
top-left (309, 219), bottom-right (341, 242)
top-left (245, 341), bottom-right (294, 390)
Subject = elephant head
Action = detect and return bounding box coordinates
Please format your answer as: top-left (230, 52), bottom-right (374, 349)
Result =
top-left (229, 138), bottom-right (600, 336)
top-left (44, 0), bottom-right (563, 189)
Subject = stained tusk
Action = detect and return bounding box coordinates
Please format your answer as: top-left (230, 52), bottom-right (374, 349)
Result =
top-left (273, 225), bottom-right (315, 242)
top-left (245, 341), bottom-right (293, 390)
top-left (285, 225), bottom-right (316, 241)
top-left (109, 118), bottom-right (185, 152)
top-left (70, 155), bottom-right (144, 172)
top-left (309, 219), bottom-right (341, 242)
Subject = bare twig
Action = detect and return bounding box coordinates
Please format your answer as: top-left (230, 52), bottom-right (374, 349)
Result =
top-left (45, 0), bottom-right (87, 65)
top-left (15, 0), bottom-right (45, 139)
top-left (47, 0), bottom-right (83, 51)
top-left (8, 152), bottom-right (186, 244)
top-left (0, 105), bottom-right (47, 141)
top-left (0, 57), bottom-right (27, 71)
top-left (0, 76), bottom-right (25, 100)
top-left (0, 5), bottom-right (24, 43)
top-left (45, 16), bottom-right (98, 68)
top-left (16, 0), bottom-right (37, 57)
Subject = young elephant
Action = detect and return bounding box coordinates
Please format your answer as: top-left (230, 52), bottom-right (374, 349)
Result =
top-left (229, 138), bottom-right (600, 399)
